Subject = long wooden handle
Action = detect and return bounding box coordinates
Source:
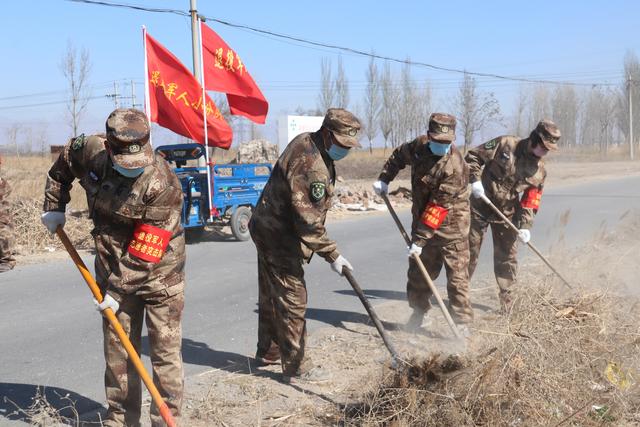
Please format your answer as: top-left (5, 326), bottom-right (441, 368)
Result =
top-left (380, 194), bottom-right (463, 339)
top-left (479, 195), bottom-right (573, 289)
top-left (343, 269), bottom-right (400, 360)
top-left (56, 227), bottom-right (177, 427)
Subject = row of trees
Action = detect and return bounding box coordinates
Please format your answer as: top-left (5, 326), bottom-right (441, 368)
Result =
top-left (317, 52), bottom-right (640, 157)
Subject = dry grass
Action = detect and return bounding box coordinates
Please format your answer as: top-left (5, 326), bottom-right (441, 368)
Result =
top-left (3, 386), bottom-right (85, 426)
top-left (9, 197), bottom-right (93, 255)
top-left (341, 283), bottom-right (640, 426)
top-left (338, 213), bottom-right (640, 426)
top-left (2, 155), bottom-right (87, 211)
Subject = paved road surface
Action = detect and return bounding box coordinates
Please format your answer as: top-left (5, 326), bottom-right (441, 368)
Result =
top-left (1, 176), bottom-right (639, 424)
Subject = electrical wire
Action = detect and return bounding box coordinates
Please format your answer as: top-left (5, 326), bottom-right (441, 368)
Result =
top-left (66, 0), bottom-right (631, 87)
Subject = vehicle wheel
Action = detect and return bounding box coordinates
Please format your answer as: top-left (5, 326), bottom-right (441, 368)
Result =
top-left (230, 206), bottom-right (252, 241)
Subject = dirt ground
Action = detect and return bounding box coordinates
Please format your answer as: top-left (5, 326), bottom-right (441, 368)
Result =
top-left (157, 210), bottom-right (639, 427)
top-left (3, 156), bottom-right (640, 425)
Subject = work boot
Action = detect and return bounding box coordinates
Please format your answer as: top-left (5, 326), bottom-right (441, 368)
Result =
top-left (405, 308), bottom-right (427, 332)
top-left (282, 366), bottom-right (331, 385)
top-left (255, 344), bottom-right (281, 366)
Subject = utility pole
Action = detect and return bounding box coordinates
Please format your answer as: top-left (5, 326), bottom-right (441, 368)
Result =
top-left (190, 0), bottom-right (200, 81)
top-left (106, 81), bottom-right (120, 108)
top-left (190, 0), bottom-right (208, 166)
top-left (131, 80), bottom-right (137, 109)
top-left (630, 75), bottom-right (634, 161)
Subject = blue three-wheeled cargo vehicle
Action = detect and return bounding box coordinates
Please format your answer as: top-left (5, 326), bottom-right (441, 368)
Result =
top-left (156, 143), bottom-right (272, 241)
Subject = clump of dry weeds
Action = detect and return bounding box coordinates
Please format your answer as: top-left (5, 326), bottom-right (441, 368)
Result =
top-left (3, 387), bottom-right (83, 427)
top-left (10, 197), bottom-right (93, 255)
top-left (342, 283), bottom-right (640, 426)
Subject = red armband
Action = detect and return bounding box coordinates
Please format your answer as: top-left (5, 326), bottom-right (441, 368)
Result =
top-left (421, 202), bottom-right (448, 230)
top-left (521, 187), bottom-right (542, 210)
top-left (128, 224), bottom-right (172, 263)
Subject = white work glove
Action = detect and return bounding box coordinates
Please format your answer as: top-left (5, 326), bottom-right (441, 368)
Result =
top-left (331, 255), bottom-right (353, 276)
top-left (41, 211), bottom-right (66, 234)
top-left (372, 180), bottom-right (388, 196)
top-left (94, 293), bottom-right (120, 315)
top-left (518, 229), bottom-right (531, 244)
top-left (471, 181), bottom-right (485, 198)
top-left (407, 243), bottom-right (422, 257)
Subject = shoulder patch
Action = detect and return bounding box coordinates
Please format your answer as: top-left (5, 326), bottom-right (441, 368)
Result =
top-left (71, 134), bottom-right (86, 151)
top-left (310, 181), bottom-right (326, 202)
top-left (484, 138), bottom-right (498, 150)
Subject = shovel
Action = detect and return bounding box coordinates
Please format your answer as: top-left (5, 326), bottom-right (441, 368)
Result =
top-left (342, 268), bottom-right (402, 367)
top-left (479, 194), bottom-right (572, 289)
top-left (55, 227), bottom-right (177, 427)
top-left (380, 194), bottom-right (463, 340)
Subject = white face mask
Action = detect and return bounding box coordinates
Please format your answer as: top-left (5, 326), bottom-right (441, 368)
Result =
top-left (532, 144), bottom-right (548, 158)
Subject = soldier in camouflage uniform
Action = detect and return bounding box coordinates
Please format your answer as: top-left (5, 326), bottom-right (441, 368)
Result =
top-left (249, 108), bottom-right (361, 384)
top-left (373, 113), bottom-right (473, 329)
top-left (42, 109), bottom-right (185, 427)
top-left (0, 155), bottom-right (16, 272)
top-left (466, 119), bottom-right (561, 311)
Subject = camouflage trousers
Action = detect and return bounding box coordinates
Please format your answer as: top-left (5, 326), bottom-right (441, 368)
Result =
top-left (256, 252), bottom-right (311, 376)
top-left (407, 239), bottom-right (474, 323)
top-left (0, 178), bottom-right (15, 272)
top-left (102, 284), bottom-right (184, 427)
top-left (468, 209), bottom-right (519, 302)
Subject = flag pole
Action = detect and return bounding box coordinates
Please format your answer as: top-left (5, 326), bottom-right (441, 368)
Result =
top-left (197, 16), bottom-right (214, 223)
top-left (142, 26), bottom-right (153, 147)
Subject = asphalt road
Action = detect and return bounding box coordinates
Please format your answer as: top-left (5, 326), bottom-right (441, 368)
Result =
top-left (1, 175), bottom-right (639, 425)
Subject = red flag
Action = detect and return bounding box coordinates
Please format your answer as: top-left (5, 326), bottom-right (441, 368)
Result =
top-left (145, 31), bottom-right (232, 148)
top-left (200, 22), bottom-right (269, 124)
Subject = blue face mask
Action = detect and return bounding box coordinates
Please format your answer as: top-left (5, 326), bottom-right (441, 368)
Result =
top-left (429, 141), bottom-right (451, 156)
top-left (113, 163), bottom-right (145, 178)
top-left (327, 143), bottom-right (350, 161)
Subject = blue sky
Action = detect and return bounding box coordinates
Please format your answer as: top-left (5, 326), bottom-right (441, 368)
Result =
top-left (0, 0), bottom-right (638, 147)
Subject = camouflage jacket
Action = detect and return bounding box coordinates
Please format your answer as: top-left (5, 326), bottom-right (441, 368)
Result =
top-left (249, 131), bottom-right (339, 262)
top-left (44, 134), bottom-right (186, 296)
top-left (465, 135), bottom-right (546, 229)
top-left (378, 136), bottom-right (470, 246)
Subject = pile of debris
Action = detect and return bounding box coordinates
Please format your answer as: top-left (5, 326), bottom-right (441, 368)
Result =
top-left (234, 139), bottom-right (278, 164)
top-left (330, 182), bottom-right (412, 213)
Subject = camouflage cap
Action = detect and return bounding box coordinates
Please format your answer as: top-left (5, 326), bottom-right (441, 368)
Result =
top-left (534, 119), bottom-right (561, 151)
top-left (322, 108), bottom-right (362, 148)
top-left (427, 113), bottom-right (456, 143)
top-left (105, 108), bottom-right (153, 169)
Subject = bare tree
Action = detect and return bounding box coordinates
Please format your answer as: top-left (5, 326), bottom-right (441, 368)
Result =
top-left (512, 85), bottom-right (528, 136)
top-left (453, 73), bottom-right (501, 153)
top-left (400, 61), bottom-right (419, 141)
top-left (528, 84), bottom-right (551, 130)
top-left (37, 124), bottom-right (49, 157)
top-left (416, 81), bottom-right (433, 136)
top-left (335, 56), bottom-right (350, 109)
top-left (363, 56), bottom-right (381, 154)
top-left (616, 51), bottom-right (640, 155)
top-left (379, 63), bottom-right (394, 153)
top-left (317, 58), bottom-right (335, 113)
top-left (380, 63), bottom-right (401, 151)
top-left (5, 123), bottom-right (21, 158)
top-left (551, 85), bottom-right (579, 147)
top-left (580, 87), bottom-right (618, 157)
top-left (60, 41), bottom-right (92, 137)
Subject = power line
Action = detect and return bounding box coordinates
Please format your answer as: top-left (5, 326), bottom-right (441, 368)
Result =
top-left (66, 0), bottom-right (625, 87)
top-left (67, 0), bottom-right (188, 16)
